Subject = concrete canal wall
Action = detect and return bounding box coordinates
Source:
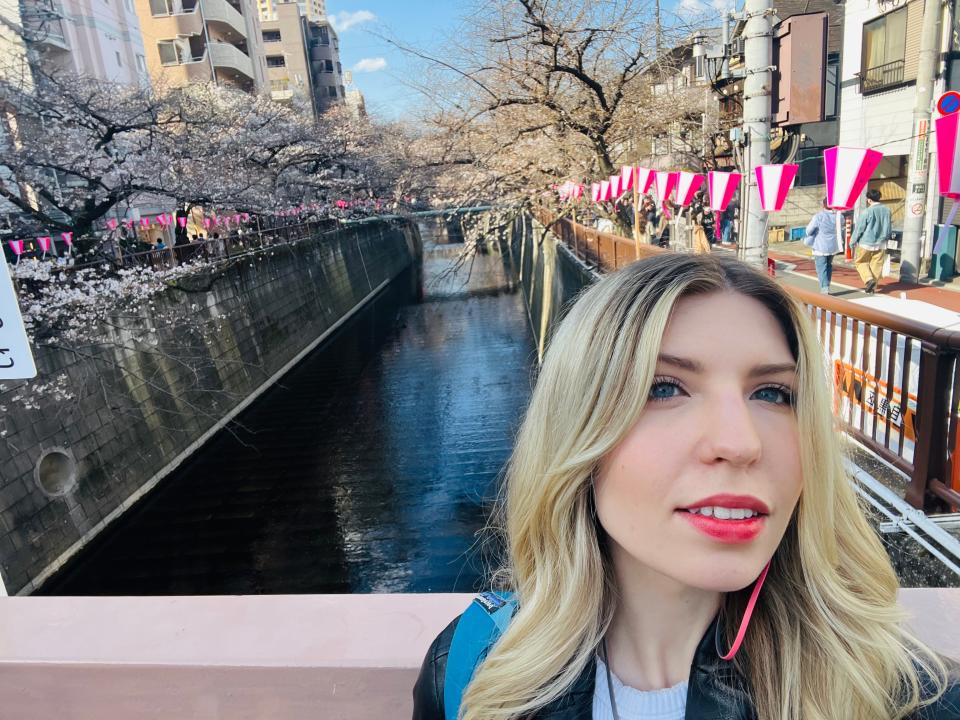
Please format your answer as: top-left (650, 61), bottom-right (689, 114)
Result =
top-left (506, 212), bottom-right (597, 363)
top-left (0, 220), bottom-right (421, 595)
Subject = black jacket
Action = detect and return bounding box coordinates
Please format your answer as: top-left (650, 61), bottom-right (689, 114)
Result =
top-left (412, 613), bottom-right (960, 719)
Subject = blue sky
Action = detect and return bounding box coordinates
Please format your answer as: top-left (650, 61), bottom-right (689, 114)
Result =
top-left (327, 1), bottom-right (465, 120)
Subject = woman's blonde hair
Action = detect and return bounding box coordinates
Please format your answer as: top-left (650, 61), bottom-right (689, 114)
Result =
top-left (462, 252), bottom-right (953, 720)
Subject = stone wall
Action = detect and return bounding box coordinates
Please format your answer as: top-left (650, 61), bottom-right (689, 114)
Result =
top-left (0, 220), bottom-right (420, 595)
top-left (505, 213), bottom-right (597, 363)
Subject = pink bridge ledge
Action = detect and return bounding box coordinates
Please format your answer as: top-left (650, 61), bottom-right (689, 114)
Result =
top-left (0, 590), bottom-right (956, 719)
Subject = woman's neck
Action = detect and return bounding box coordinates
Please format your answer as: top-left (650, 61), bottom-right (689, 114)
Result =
top-left (604, 548), bottom-right (721, 691)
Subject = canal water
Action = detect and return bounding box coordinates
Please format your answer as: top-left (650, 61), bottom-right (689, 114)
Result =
top-left (41, 221), bottom-right (537, 595)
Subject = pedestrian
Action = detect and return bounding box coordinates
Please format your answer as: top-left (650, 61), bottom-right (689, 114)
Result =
top-left (803, 198), bottom-right (843, 294)
top-left (642, 197), bottom-right (659, 245)
top-left (413, 253), bottom-right (960, 720)
top-left (155, 239), bottom-right (166, 251)
top-left (690, 192), bottom-right (713, 254)
top-left (722, 194), bottom-right (739, 246)
top-left (851, 188), bottom-right (891, 294)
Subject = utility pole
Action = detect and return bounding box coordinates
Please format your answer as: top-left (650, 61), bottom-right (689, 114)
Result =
top-left (900, 0), bottom-right (942, 282)
top-left (740, 0), bottom-right (774, 269)
top-left (655, 0), bottom-right (663, 57)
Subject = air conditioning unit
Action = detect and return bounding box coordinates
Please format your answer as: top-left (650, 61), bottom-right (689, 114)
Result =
top-left (730, 36), bottom-right (745, 56)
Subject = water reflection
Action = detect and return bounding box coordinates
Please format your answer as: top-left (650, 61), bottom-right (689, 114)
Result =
top-left (42, 238), bottom-right (535, 595)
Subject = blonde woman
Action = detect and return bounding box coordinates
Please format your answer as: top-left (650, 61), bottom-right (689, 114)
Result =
top-left (412, 252), bottom-right (960, 720)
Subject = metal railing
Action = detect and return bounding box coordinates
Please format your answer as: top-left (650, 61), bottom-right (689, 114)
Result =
top-left (861, 59), bottom-right (906, 94)
top-left (539, 211), bottom-right (960, 513)
top-left (61, 218), bottom-right (339, 273)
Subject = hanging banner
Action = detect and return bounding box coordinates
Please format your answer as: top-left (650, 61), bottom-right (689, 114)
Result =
top-left (0, 260), bottom-right (37, 379)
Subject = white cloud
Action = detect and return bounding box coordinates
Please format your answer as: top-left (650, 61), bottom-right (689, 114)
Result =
top-left (329, 10), bottom-right (376, 32)
top-left (353, 57), bottom-right (387, 73)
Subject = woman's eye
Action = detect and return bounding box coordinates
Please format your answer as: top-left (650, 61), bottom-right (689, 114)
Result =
top-left (649, 380), bottom-right (684, 401)
top-left (752, 386), bottom-right (794, 405)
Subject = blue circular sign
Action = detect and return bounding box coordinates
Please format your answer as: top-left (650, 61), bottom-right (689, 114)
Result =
top-left (937, 91), bottom-right (960, 115)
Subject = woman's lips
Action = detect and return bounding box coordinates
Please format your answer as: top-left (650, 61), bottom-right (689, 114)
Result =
top-left (677, 511), bottom-right (766, 543)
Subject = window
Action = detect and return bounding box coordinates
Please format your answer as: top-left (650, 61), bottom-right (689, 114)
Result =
top-left (149, 0), bottom-right (185, 15)
top-left (825, 53), bottom-right (839, 119)
top-left (861, 6), bottom-right (908, 93)
top-left (136, 54), bottom-right (147, 73)
top-left (316, 25), bottom-right (329, 44)
top-left (328, 85), bottom-right (337, 97)
top-left (262, 29), bottom-right (281, 42)
top-left (115, 50), bottom-right (122, 66)
top-left (336, 61), bottom-right (341, 74)
top-left (324, 58), bottom-right (333, 72)
top-left (266, 55), bottom-right (286, 67)
top-left (796, 146), bottom-right (826, 187)
top-left (157, 39), bottom-right (189, 65)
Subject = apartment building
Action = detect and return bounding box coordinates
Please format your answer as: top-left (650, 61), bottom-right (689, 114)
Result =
top-left (838, 0), bottom-right (955, 254)
top-left (135, 0), bottom-right (266, 92)
top-left (258, 1), bottom-right (342, 115)
top-left (305, 14), bottom-right (342, 112)
top-left (17, 0), bottom-right (150, 85)
top-left (257, 0), bottom-right (322, 22)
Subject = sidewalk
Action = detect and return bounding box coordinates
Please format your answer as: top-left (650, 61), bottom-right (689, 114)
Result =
top-left (767, 240), bottom-right (960, 330)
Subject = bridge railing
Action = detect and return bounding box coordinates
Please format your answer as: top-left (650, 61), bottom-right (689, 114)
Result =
top-left (536, 211), bottom-right (960, 513)
top-left (1, 591), bottom-right (956, 718)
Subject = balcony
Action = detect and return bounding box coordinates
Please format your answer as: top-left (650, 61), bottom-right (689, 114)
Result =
top-left (201, 0), bottom-right (247, 40)
top-left (209, 41), bottom-right (255, 81)
top-left (860, 59), bottom-right (906, 95)
top-left (20, 0), bottom-right (70, 51)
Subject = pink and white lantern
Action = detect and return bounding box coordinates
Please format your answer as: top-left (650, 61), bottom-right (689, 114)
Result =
top-left (707, 171), bottom-right (742, 241)
top-left (621, 166), bottom-right (634, 192)
top-left (824, 147), bottom-right (883, 211)
top-left (755, 164), bottom-right (799, 212)
top-left (591, 182), bottom-right (602, 203)
top-left (8, 240), bottom-right (23, 263)
top-left (636, 168), bottom-right (655, 195)
top-left (106, 218), bottom-right (118, 231)
top-left (600, 180), bottom-right (612, 202)
top-left (609, 174), bottom-right (624, 198)
top-left (653, 171), bottom-right (679, 215)
top-left (37, 236), bottom-right (51, 258)
top-left (675, 172), bottom-right (705, 207)
top-left (937, 112), bottom-right (960, 199)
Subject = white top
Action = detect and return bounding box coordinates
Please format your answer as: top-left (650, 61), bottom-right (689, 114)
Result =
top-left (593, 656), bottom-right (688, 719)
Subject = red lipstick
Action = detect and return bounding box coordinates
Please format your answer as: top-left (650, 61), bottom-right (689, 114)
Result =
top-left (677, 494), bottom-right (769, 544)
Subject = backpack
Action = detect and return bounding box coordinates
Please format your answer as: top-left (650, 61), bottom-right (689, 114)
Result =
top-left (443, 590), bottom-right (517, 720)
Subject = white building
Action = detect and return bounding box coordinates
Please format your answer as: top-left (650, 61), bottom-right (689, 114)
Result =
top-left (19, 0), bottom-right (150, 85)
top-left (837, 0), bottom-right (954, 260)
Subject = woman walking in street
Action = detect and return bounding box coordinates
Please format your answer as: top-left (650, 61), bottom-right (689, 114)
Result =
top-left (803, 198), bottom-right (843, 294)
top-left (413, 252), bottom-right (959, 720)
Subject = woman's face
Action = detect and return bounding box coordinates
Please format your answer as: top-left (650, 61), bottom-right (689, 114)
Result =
top-left (595, 291), bottom-right (803, 593)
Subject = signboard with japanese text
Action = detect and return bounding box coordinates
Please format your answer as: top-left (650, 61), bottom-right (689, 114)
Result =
top-left (0, 261), bottom-right (37, 379)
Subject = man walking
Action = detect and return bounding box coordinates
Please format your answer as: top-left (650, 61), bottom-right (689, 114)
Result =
top-left (851, 189), bottom-right (891, 294)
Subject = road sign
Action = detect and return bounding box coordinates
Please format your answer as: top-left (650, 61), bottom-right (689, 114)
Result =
top-left (937, 91), bottom-right (960, 116)
top-left (0, 261), bottom-right (37, 379)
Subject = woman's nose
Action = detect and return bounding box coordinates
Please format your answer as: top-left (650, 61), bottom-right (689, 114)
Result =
top-left (698, 395), bottom-right (763, 466)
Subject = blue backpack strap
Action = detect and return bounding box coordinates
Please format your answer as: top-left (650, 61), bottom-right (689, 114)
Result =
top-left (443, 590), bottom-right (517, 720)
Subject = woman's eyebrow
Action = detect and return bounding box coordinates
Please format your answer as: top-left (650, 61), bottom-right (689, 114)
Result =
top-left (657, 353), bottom-right (702, 372)
top-left (747, 362), bottom-right (798, 378)
top-left (656, 354), bottom-right (797, 378)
